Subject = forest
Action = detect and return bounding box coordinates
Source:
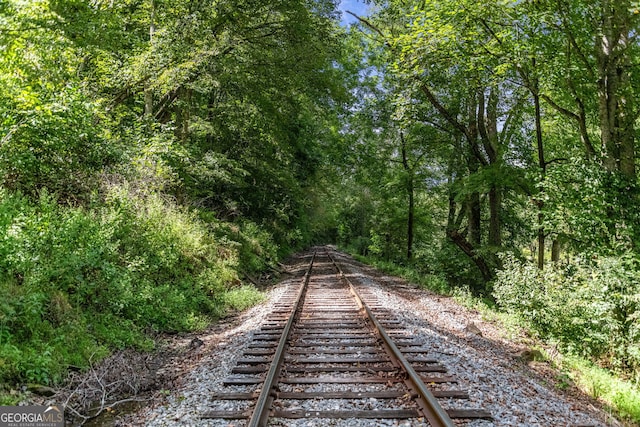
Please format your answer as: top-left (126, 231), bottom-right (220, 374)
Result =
top-left (0, 0), bottom-right (639, 422)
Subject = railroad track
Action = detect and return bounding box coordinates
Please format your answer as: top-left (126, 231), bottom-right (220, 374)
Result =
top-left (203, 247), bottom-right (491, 426)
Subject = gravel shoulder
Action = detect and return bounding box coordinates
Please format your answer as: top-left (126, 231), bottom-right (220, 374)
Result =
top-left (113, 249), bottom-right (622, 427)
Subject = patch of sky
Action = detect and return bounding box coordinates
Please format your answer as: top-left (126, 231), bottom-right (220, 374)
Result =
top-left (338, 0), bottom-right (370, 26)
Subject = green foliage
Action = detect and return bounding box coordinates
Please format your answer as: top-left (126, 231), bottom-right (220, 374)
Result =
top-left (543, 160), bottom-right (640, 254)
top-left (0, 0), bottom-right (347, 410)
top-left (0, 188), bottom-right (269, 387)
top-left (434, 241), bottom-right (487, 292)
top-left (457, 281), bottom-right (640, 424)
top-left (223, 285), bottom-right (265, 312)
top-left (5, 1), bottom-right (640, 423)
top-left (0, 88), bottom-right (120, 199)
top-left (494, 254), bottom-right (640, 376)
top-left (337, 0), bottom-right (640, 422)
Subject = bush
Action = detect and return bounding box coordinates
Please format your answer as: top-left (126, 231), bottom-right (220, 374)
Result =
top-left (0, 187), bottom-right (266, 389)
top-left (493, 254), bottom-right (640, 376)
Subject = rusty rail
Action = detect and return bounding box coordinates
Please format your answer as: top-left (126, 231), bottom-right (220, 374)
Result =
top-left (329, 253), bottom-right (455, 427)
top-left (246, 250), bottom-right (316, 427)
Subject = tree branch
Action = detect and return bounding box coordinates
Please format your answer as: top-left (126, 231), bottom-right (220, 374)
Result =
top-left (540, 94), bottom-right (579, 121)
top-left (416, 81), bottom-right (489, 166)
top-left (541, 93), bottom-right (596, 158)
top-left (555, 0), bottom-right (596, 80)
top-left (544, 157), bottom-right (569, 167)
top-left (346, 11), bottom-right (390, 47)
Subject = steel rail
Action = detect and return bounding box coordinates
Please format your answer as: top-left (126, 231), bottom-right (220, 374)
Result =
top-left (328, 252), bottom-right (455, 427)
top-left (246, 250), bottom-right (317, 427)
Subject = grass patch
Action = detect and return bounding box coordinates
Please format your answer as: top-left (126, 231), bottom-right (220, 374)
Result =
top-left (224, 285), bottom-right (265, 312)
top-left (563, 356), bottom-right (640, 423)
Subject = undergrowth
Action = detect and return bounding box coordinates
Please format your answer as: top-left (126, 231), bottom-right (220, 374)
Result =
top-left (491, 254), bottom-right (640, 425)
top-left (0, 187), bottom-right (272, 401)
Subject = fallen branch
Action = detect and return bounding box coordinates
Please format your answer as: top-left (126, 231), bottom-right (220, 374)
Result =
top-left (56, 350), bottom-right (159, 425)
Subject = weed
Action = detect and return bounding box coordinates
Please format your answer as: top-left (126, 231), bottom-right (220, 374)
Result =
top-left (556, 372), bottom-right (572, 390)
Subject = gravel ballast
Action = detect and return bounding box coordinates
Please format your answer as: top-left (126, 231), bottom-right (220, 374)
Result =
top-left (120, 249), bottom-right (622, 427)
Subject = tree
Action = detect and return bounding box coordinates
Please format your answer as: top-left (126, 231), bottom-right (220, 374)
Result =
top-left (32, 0), bottom-right (350, 246)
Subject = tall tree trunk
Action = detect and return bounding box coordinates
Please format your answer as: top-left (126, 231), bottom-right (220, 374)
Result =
top-left (467, 92), bottom-right (482, 248)
top-left (407, 181), bottom-right (414, 260)
top-left (596, 0), bottom-right (636, 180)
top-left (551, 239), bottom-right (561, 262)
top-left (468, 183), bottom-right (481, 247)
top-left (485, 87), bottom-right (501, 248)
top-left (532, 59), bottom-right (546, 270)
top-left (468, 194), bottom-right (481, 246)
top-left (537, 211), bottom-right (545, 268)
top-left (144, 0), bottom-right (156, 117)
top-left (446, 151), bottom-right (462, 235)
top-left (488, 187), bottom-right (501, 247)
top-left (595, 0), bottom-right (637, 247)
top-left (401, 133), bottom-right (414, 260)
